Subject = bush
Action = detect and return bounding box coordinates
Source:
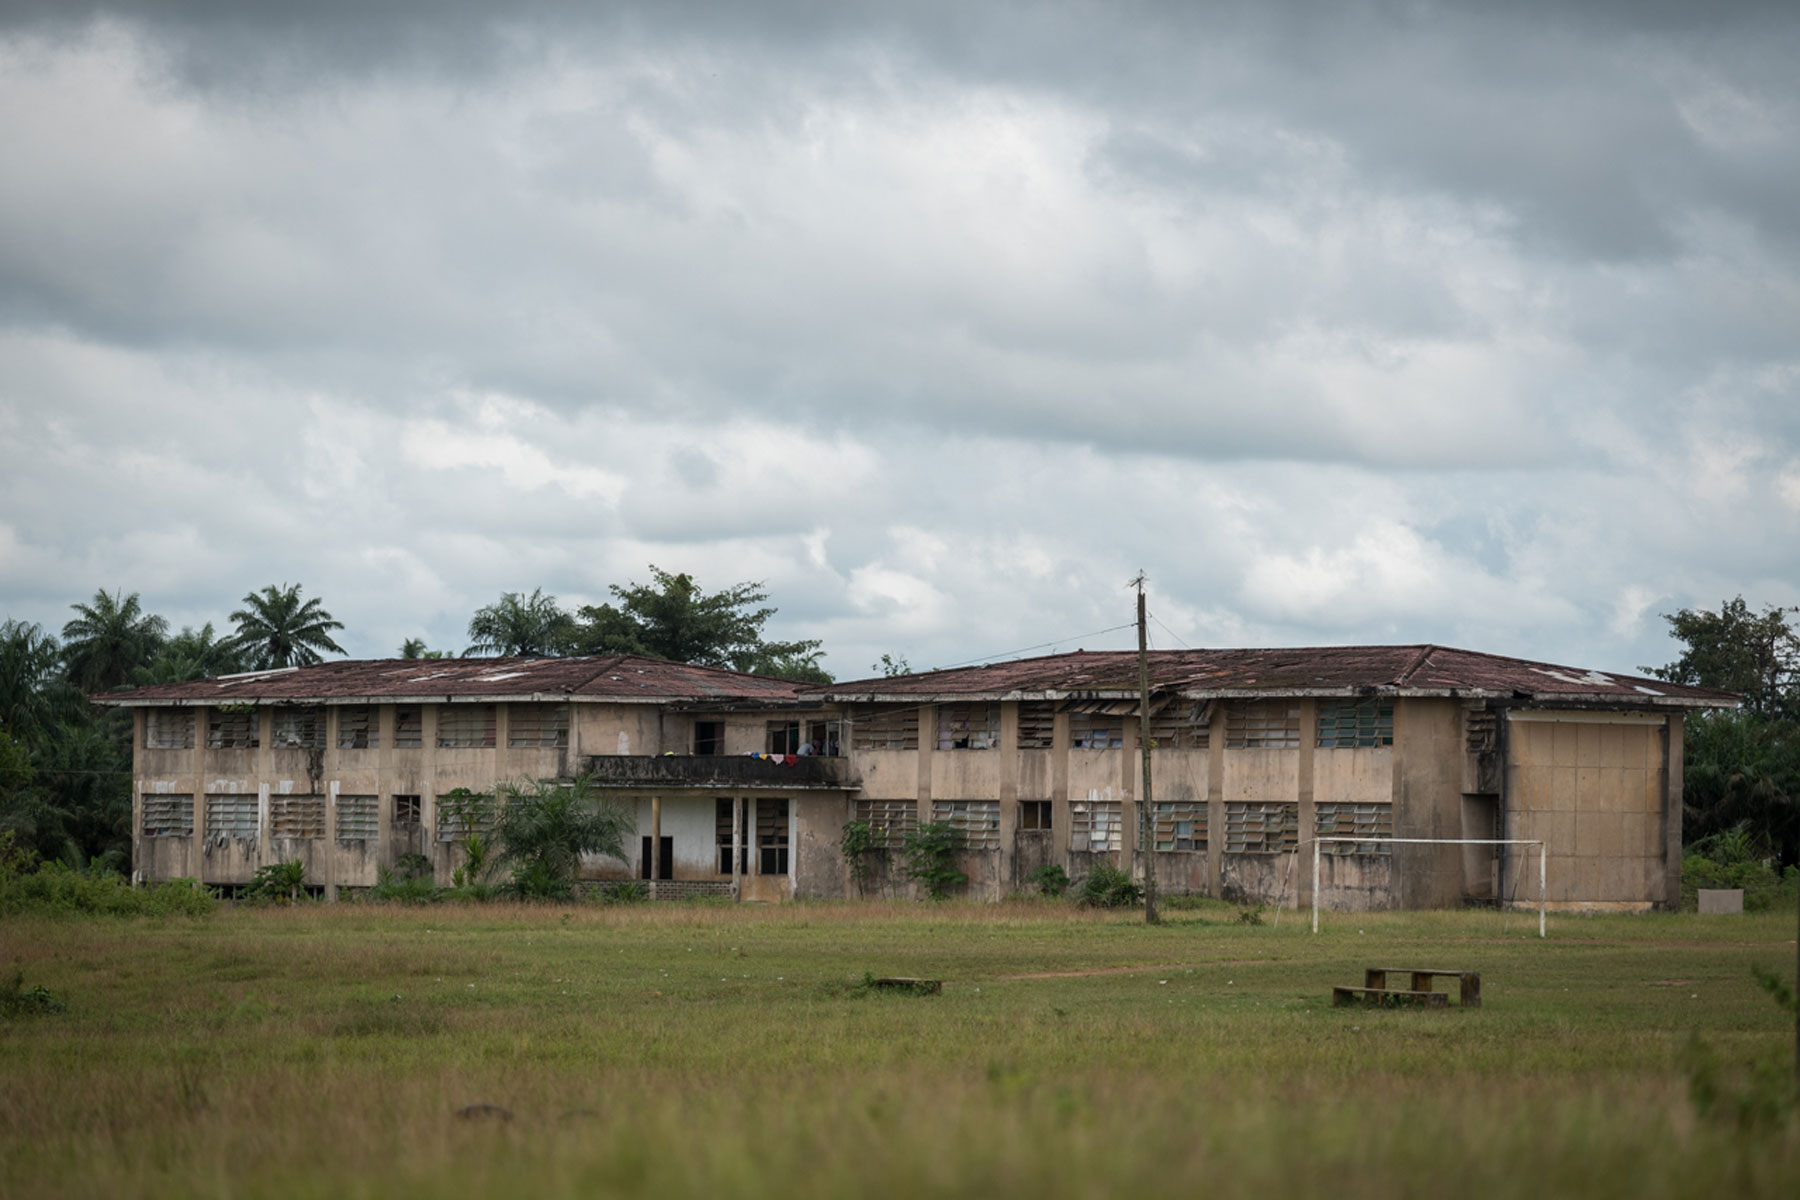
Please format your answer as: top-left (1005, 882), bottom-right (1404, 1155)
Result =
top-left (1076, 864), bottom-right (1141, 908)
top-left (1027, 864), bottom-right (1069, 898)
top-left (369, 854), bottom-right (438, 904)
top-left (0, 858), bottom-right (215, 918)
top-left (598, 880), bottom-right (648, 904)
top-left (900, 822), bottom-right (966, 900)
top-left (1682, 824), bottom-right (1799, 912)
top-left (0, 971), bottom-right (66, 1017)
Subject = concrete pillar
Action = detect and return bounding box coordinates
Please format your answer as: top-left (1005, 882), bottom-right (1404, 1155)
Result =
top-left (1296, 698), bottom-right (1316, 910)
top-left (732, 795), bottom-right (744, 900)
top-left (650, 794), bottom-right (662, 899)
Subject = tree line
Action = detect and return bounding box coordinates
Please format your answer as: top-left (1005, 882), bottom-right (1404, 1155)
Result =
top-left (0, 568), bottom-right (829, 870)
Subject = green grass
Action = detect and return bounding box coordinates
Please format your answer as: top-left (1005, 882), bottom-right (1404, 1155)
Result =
top-left (1, 901), bottom-right (1795, 1198)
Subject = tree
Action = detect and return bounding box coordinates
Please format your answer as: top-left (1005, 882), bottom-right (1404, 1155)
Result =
top-left (1649, 597), bottom-right (1799, 719)
top-left (872, 653), bottom-right (911, 677)
top-left (492, 775), bottom-right (634, 900)
top-left (399, 638), bottom-right (447, 660)
top-left (133, 623), bottom-right (248, 685)
top-left (0, 621), bottom-right (82, 743)
top-left (570, 566), bottom-right (824, 676)
top-left (464, 589), bottom-right (575, 658)
top-left (229, 584), bottom-right (345, 669)
top-left (61, 589), bottom-right (167, 693)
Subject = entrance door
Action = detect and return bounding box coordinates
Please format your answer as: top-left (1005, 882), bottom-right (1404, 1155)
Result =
top-left (639, 835), bottom-right (673, 881)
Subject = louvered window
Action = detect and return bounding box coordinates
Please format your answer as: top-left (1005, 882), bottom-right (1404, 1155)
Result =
top-left (852, 706), bottom-right (919, 751)
top-left (931, 800), bottom-right (1000, 849)
top-left (1224, 801), bottom-right (1298, 852)
top-left (855, 798), bottom-right (919, 849)
top-left (1069, 712), bottom-right (1124, 749)
top-left (1316, 802), bottom-right (1393, 855)
top-left (437, 705), bottom-right (496, 748)
top-left (1016, 702), bottom-right (1055, 749)
top-left (337, 707), bottom-right (379, 749)
top-left (272, 708), bottom-right (324, 749)
top-left (1149, 701), bottom-right (1210, 749)
top-left (509, 703), bottom-right (569, 748)
top-left (757, 798), bottom-right (790, 875)
top-left (1225, 701), bottom-right (1300, 749)
top-left (145, 709), bottom-right (194, 749)
top-left (336, 794), bottom-right (379, 841)
top-left (1070, 797), bottom-right (1123, 852)
top-left (208, 710), bottom-right (259, 749)
top-left (142, 793), bottom-right (193, 837)
top-left (1153, 800), bottom-right (1207, 852)
top-left (1316, 699), bottom-right (1393, 748)
top-left (394, 707), bottom-right (423, 749)
top-left (206, 793), bottom-right (259, 838)
top-left (271, 794), bottom-right (325, 839)
top-left (937, 703), bottom-right (999, 750)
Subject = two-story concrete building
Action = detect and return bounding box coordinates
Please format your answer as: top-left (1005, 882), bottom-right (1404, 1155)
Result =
top-left (101, 644), bottom-right (1734, 910)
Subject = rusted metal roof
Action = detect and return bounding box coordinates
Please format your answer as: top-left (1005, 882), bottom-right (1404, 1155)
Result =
top-left (94, 654), bottom-right (813, 706)
top-left (812, 645), bottom-right (1738, 708)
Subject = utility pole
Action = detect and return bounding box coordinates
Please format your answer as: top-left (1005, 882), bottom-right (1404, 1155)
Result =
top-left (1134, 573), bottom-right (1160, 925)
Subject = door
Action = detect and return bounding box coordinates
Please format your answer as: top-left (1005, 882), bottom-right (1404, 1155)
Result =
top-left (639, 835), bottom-right (673, 880)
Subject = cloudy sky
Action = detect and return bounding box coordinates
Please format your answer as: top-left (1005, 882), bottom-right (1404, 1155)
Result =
top-left (1, 1), bottom-right (1796, 681)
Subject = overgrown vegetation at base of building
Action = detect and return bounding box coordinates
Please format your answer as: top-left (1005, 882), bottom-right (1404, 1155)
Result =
top-left (0, 971), bottom-right (67, 1017)
top-left (1681, 823), bottom-right (1800, 911)
top-left (0, 835), bottom-right (214, 917)
top-left (899, 821), bottom-right (966, 899)
top-left (1076, 863), bottom-right (1141, 908)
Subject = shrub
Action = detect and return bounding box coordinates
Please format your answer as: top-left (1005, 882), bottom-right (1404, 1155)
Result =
top-left (246, 860), bottom-right (307, 904)
top-left (1076, 864), bottom-right (1140, 908)
top-left (1027, 864), bottom-right (1070, 898)
top-left (899, 822), bottom-right (966, 900)
top-left (0, 855), bottom-right (215, 918)
top-left (0, 971), bottom-right (66, 1017)
top-left (1682, 824), bottom-right (1798, 912)
top-left (599, 880), bottom-right (648, 904)
top-left (493, 775), bottom-right (634, 901)
top-left (840, 820), bottom-right (885, 893)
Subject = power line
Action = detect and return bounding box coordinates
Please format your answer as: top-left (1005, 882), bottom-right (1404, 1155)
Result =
top-left (928, 623), bottom-right (1136, 672)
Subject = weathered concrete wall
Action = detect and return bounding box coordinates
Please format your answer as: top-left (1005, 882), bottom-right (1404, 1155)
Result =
top-left (1391, 699), bottom-right (1467, 908)
top-left (1505, 709), bottom-right (1673, 910)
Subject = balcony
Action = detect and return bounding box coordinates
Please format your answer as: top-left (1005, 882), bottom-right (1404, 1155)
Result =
top-left (582, 754), bottom-right (856, 790)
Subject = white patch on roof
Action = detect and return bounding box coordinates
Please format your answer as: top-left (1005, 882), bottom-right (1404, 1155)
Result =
top-left (1530, 667), bottom-right (1616, 688)
top-left (474, 671), bottom-right (529, 681)
top-left (406, 670), bottom-right (460, 682)
top-left (1634, 684), bottom-right (1665, 695)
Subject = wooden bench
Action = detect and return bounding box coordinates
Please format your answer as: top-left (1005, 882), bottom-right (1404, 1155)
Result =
top-left (1363, 968), bottom-right (1481, 1008)
top-left (1331, 985), bottom-right (1448, 1009)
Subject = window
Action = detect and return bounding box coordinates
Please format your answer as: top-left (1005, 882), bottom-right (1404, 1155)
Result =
top-left (1019, 800), bottom-right (1052, 831)
top-left (932, 800), bottom-right (1000, 849)
top-left (855, 798), bottom-right (918, 849)
top-left (1466, 708), bottom-right (1498, 753)
top-left (1317, 698), bottom-right (1393, 748)
top-left (756, 798), bottom-right (789, 875)
top-left (270, 794), bottom-right (325, 839)
top-left (937, 703), bottom-right (999, 750)
top-left (142, 793), bottom-right (193, 837)
top-left (1225, 700), bottom-right (1300, 749)
top-left (853, 706), bottom-right (919, 751)
top-left (804, 720), bottom-right (842, 756)
top-left (766, 721), bottom-right (800, 755)
top-left (1017, 702), bottom-right (1055, 749)
top-left (394, 707), bottom-right (423, 749)
top-left (337, 707), bottom-right (378, 750)
top-left (1149, 701), bottom-right (1210, 750)
top-left (437, 705), bottom-right (496, 748)
top-left (509, 703), bottom-right (569, 748)
top-left (1153, 800), bottom-right (1206, 851)
top-left (1069, 712), bottom-right (1124, 750)
top-left (1069, 797), bottom-right (1123, 852)
top-left (695, 720), bottom-right (725, 756)
top-left (715, 798), bottom-right (748, 873)
top-left (1316, 802), bottom-right (1393, 854)
top-left (392, 794), bottom-right (422, 826)
top-left (206, 793), bottom-right (259, 839)
top-left (1224, 801), bottom-right (1298, 853)
top-left (145, 709), bottom-right (193, 749)
top-left (272, 708), bottom-right (324, 750)
top-left (208, 709), bottom-right (259, 749)
top-left (337, 794), bottom-right (379, 841)
top-left (436, 791), bottom-right (494, 841)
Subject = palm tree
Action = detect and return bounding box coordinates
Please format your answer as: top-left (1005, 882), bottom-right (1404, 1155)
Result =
top-left (61, 589), bottom-right (168, 693)
top-left (229, 584), bottom-right (346, 669)
top-left (399, 638), bottom-right (446, 660)
top-left (464, 589), bottom-right (574, 657)
top-left (0, 620), bottom-right (83, 742)
top-left (493, 775), bottom-right (633, 899)
top-left (133, 623), bottom-right (249, 685)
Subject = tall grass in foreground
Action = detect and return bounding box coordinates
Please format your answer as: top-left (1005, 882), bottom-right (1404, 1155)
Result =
top-left (1, 903), bottom-right (1794, 1198)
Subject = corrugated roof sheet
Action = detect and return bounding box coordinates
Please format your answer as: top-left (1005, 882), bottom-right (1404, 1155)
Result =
top-left (95, 654), bottom-right (812, 705)
top-left (811, 645), bottom-right (1738, 707)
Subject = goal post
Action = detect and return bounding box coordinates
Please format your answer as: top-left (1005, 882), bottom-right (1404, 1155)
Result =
top-left (1310, 837), bottom-right (1548, 938)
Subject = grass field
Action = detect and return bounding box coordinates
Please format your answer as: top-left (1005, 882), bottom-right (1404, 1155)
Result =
top-left (2, 900), bottom-right (1796, 1198)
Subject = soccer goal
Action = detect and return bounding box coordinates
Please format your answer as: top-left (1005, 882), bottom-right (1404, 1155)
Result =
top-left (1310, 837), bottom-right (1549, 938)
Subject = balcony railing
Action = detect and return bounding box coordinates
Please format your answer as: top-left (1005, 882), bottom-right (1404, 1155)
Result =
top-left (582, 754), bottom-right (855, 789)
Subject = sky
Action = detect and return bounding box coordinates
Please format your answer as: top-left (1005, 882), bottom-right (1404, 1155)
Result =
top-left (1, 1), bottom-right (1797, 682)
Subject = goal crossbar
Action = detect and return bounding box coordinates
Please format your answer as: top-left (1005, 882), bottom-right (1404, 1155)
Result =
top-left (1310, 837), bottom-right (1548, 938)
